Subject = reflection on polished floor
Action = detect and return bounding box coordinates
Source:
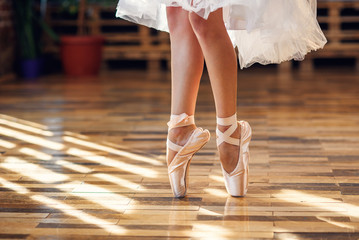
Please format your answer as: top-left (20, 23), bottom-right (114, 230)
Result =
top-left (0, 67), bottom-right (359, 239)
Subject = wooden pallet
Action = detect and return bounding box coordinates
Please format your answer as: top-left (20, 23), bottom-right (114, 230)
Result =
top-left (281, 0), bottom-right (359, 71)
top-left (44, 5), bottom-right (170, 71)
top-left (44, 1), bottom-right (359, 72)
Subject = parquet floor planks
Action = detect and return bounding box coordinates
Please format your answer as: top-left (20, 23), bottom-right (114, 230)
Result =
top-left (0, 67), bottom-right (358, 239)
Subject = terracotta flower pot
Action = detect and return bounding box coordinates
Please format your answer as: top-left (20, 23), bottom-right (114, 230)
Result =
top-left (60, 36), bottom-right (104, 77)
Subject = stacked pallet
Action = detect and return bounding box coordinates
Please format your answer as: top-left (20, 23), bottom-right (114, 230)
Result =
top-left (43, 1), bottom-right (359, 72)
top-left (301, 0), bottom-right (359, 70)
top-left (44, 5), bottom-right (170, 71)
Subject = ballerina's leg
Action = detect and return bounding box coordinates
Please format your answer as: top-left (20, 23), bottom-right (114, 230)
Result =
top-left (166, 7), bottom-right (205, 165)
top-left (189, 9), bottom-right (241, 173)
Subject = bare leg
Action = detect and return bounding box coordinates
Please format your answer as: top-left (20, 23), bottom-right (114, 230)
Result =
top-left (166, 7), bottom-right (205, 165)
top-left (189, 9), bottom-right (241, 173)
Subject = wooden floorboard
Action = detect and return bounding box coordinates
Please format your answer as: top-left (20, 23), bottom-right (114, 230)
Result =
top-left (0, 67), bottom-right (359, 239)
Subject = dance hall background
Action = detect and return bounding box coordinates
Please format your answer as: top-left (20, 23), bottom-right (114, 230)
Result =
top-left (0, 0), bottom-right (359, 239)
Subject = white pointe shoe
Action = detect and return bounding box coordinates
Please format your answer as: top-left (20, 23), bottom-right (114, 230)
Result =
top-left (216, 113), bottom-right (252, 197)
top-left (166, 113), bottom-right (210, 198)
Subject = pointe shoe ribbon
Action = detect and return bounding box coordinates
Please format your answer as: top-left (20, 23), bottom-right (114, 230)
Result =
top-left (166, 113), bottom-right (210, 198)
top-left (167, 112), bottom-right (194, 130)
top-left (216, 114), bottom-right (252, 197)
top-left (225, 121), bottom-right (251, 177)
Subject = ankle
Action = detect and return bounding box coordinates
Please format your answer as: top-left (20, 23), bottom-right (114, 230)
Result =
top-left (217, 123), bottom-right (241, 138)
top-left (169, 125), bottom-right (196, 137)
top-left (216, 120), bottom-right (241, 147)
top-left (217, 124), bottom-right (232, 132)
top-left (168, 125), bottom-right (196, 146)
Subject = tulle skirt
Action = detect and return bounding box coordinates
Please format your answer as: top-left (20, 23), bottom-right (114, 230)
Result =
top-left (116, 0), bottom-right (327, 69)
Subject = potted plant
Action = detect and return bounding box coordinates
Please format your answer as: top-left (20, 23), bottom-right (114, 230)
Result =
top-left (12, 0), bottom-right (59, 79)
top-left (59, 0), bottom-right (105, 77)
top-left (12, 0), bottom-right (42, 79)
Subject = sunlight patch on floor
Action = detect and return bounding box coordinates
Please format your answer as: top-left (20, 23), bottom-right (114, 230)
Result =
top-left (32, 194), bottom-right (127, 234)
top-left (19, 147), bottom-right (52, 161)
top-left (1, 157), bottom-right (68, 183)
top-left (0, 176), bottom-right (30, 194)
top-left (0, 139), bottom-right (16, 149)
top-left (0, 118), bottom-right (54, 136)
top-left (0, 126), bottom-right (64, 150)
top-left (63, 136), bottom-right (163, 166)
top-left (67, 147), bottom-right (158, 178)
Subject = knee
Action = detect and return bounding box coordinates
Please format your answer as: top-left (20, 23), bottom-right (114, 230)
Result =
top-left (188, 12), bottom-right (211, 39)
top-left (166, 7), bottom-right (189, 34)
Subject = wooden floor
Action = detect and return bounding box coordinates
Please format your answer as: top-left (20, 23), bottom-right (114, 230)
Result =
top-left (0, 66), bottom-right (359, 239)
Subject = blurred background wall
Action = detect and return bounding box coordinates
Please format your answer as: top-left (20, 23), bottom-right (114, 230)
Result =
top-left (0, 0), bottom-right (15, 82)
top-left (1, 0), bottom-right (358, 81)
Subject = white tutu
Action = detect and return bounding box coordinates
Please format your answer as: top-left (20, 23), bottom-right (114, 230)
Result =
top-left (116, 0), bottom-right (327, 69)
